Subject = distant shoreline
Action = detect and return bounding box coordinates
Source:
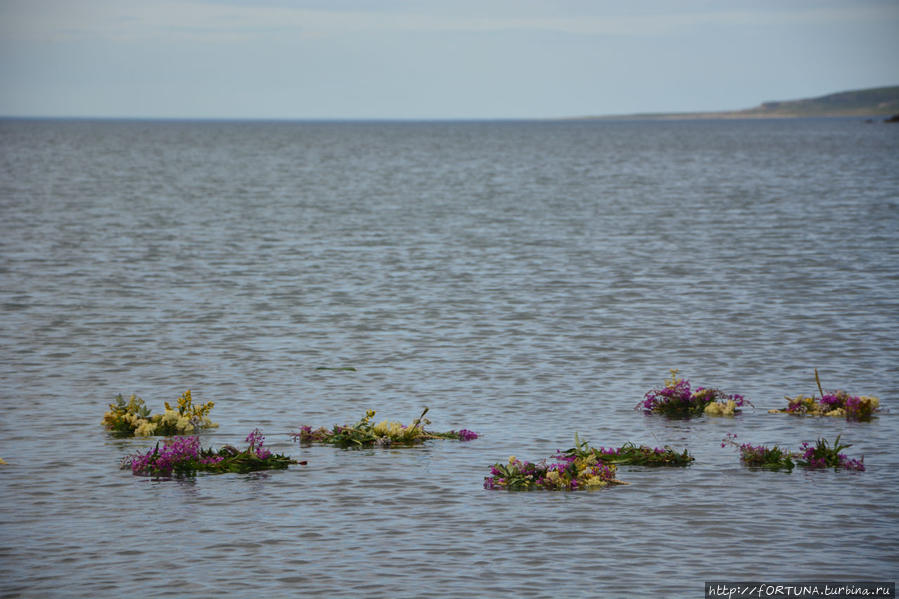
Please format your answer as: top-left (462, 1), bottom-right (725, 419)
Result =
top-left (2, 84), bottom-right (898, 123)
top-left (573, 85), bottom-right (899, 121)
top-left (573, 111), bottom-right (896, 121)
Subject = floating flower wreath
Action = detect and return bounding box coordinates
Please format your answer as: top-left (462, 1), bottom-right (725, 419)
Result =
top-left (102, 390), bottom-right (218, 437)
top-left (722, 433), bottom-right (864, 472)
top-left (290, 407), bottom-right (478, 449)
top-left (637, 369), bottom-right (750, 418)
top-left (484, 454), bottom-right (623, 491)
top-left (483, 435), bottom-right (690, 491)
top-left (124, 429), bottom-right (300, 477)
top-left (769, 370), bottom-right (880, 421)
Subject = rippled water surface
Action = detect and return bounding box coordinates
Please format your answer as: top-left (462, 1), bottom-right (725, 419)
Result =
top-left (1, 118), bottom-right (898, 598)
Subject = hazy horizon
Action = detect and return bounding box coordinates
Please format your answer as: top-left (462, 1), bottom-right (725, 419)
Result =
top-left (2, 0), bottom-right (898, 120)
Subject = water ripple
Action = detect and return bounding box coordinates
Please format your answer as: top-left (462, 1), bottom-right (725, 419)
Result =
top-left (1, 118), bottom-right (897, 598)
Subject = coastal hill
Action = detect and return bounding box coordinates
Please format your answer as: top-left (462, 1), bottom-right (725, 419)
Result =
top-left (590, 85), bottom-right (899, 120)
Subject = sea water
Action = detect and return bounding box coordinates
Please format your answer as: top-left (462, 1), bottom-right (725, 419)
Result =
top-left (1, 118), bottom-right (897, 597)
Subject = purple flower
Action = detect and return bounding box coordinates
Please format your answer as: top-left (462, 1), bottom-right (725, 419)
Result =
top-left (245, 428), bottom-right (271, 459)
top-left (129, 436), bottom-right (201, 476)
top-left (457, 429), bottom-right (478, 441)
top-left (821, 394), bottom-right (842, 408)
top-left (245, 428), bottom-right (264, 447)
top-left (838, 455), bottom-right (865, 471)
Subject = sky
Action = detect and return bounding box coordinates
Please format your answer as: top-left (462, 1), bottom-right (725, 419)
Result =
top-left (1, 0), bottom-right (898, 120)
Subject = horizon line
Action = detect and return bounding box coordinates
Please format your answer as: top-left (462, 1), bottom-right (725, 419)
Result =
top-left (1, 113), bottom-right (887, 124)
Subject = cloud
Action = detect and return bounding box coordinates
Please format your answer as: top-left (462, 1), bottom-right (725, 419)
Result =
top-left (3, 0), bottom-right (897, 44)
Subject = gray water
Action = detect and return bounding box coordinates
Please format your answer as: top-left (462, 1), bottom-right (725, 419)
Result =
top-left (1, 118), bottom-right (897, 598)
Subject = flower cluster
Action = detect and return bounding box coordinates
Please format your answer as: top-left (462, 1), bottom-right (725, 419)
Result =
top-left (483, 435), bottom-right (687, 491)
top-left (102, 390), bottom-right (218, 437)
top-left (126, 435), bottom-right (203, 477)
top-left (456, 429), bottom-right (479, 441)
top-left (101, 394), bottom-right (153, 436)
top-left (245, 428), bottom-right (271, 459)
top-left (722, 433), bottom-right (864, 472)
top-left (124, 430), bottom-right (298, 477)
top-left (722, 433), bottom-right (795, 470)
top-left (578, 442), bottom-right (695, 467)
top-left (769, 370), bottom-right (880, 421)
top-left (637, 370), bottom-right (749, 418)
top-left (773, 391), bottom-right (880, 421)
top-left (797, 436), bottom-right (865, 471)
top-left (484, 453), bottom-right (622, 491)
top-left (290, 408), bottom-right (478, 449)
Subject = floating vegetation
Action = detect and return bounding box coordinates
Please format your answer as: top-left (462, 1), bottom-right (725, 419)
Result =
top-left (102, 390), bottom-right (218, 437)
top-left (290, 407), bottom-right (478, 449)
top-left (722, 433), bottom-right (795, 470)
top-left (769, 369), bottom-right (880, 421)
top-left (637, 369), bottom-right (750, 418)
top-left (484, 439), bottom-right (627, 491)
top-left (722, 433), bottom-right (864, 472)
top-left (797, 436), bottom-right (865, 471)
top-left (124, 429), bottom-right (299, 477)
top-left (314, 366), bottom-right (357, 371)
top-left (562, 435), bottom-right (694, 467)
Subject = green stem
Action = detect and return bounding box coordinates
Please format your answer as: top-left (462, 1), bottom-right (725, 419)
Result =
top-left (814, 368), bottom-right (825, 398)
top-left (409, 407), bottom-right (430, 433)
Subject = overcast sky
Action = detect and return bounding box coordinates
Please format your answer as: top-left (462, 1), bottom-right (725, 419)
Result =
top-left (1, 0), bottom-right (897, 119)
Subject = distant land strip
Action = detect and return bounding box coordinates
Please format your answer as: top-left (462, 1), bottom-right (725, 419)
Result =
top-left (580, 85), bottom-right (899, 120)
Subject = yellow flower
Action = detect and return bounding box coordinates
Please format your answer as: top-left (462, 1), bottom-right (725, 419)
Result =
top-left (583, 476), bottom-right (608, 488)
top-left (193, 400), bottom-right (214, 418)
top-left (373, 420), bottom-right (404, 437)
top-left (705, 400), bottom-right (736, 416)
top-left (664, 368), bottom-right (682, 388)
top-left (508, 456), bottom-right (517, 464)
top-left (101, 411), bottom-right (117, 427)
top-left (134, 420), bottom-right (158, 436)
